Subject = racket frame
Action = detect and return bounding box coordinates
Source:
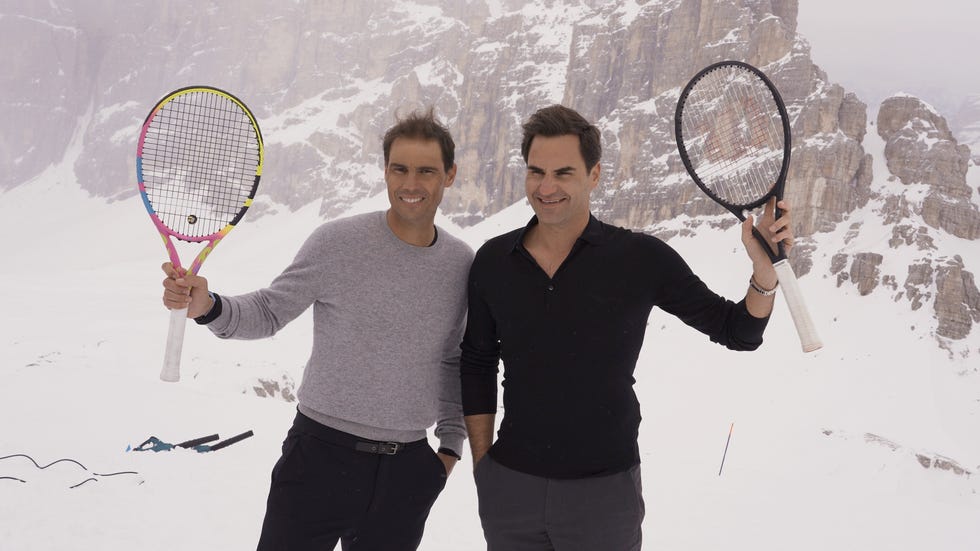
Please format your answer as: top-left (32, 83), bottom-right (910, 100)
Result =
top-left (674, 61), bottom-right (822, 352)
top-left (136, 85), bottom-right (264, 381)
top-left (675, 60), bottom-right (791, 260)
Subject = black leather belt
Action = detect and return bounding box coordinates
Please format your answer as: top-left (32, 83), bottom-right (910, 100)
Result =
top-left (356, 441), bottom-right (412, 455)
top-left (293, 410), bottom-right (425, 455)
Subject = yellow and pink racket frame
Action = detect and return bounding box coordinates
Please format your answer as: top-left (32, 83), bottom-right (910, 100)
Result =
top-left (136, 85), bottom-right (263, 382)
top-left (136, 85), bottom-right (264, 277)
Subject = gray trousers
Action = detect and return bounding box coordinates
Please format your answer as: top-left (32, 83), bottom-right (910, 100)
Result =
top-left (473, 455), bottom-right (644, 551)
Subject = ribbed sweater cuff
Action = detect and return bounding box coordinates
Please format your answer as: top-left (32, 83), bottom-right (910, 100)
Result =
top-left (437, 433), bottom-right (465, 459)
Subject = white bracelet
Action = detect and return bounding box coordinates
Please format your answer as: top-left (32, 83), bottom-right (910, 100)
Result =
top-left (749, 275), bottom-right (778, 296)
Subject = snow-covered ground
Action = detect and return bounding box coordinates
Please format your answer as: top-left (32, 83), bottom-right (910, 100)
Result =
top-left (1, 145), bottom-right (978, 549)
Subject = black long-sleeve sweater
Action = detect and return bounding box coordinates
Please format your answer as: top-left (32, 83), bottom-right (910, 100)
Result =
top-left (460, 214), bottom-right (768, 479)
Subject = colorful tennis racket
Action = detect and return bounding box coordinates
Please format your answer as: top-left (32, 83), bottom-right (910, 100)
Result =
top-left (136, 86), bottom-right (264, 381)
top-left (675, 61), bottom-right (822, 353)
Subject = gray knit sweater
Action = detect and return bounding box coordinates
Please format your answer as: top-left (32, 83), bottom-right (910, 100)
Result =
top-left (206, 211), bottom-right (472, 456)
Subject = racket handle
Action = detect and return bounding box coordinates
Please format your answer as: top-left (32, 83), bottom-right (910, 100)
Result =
top-left (161, 307), bottom-right (188, 382)
top-left (772, 259), bottom-right (823, 353)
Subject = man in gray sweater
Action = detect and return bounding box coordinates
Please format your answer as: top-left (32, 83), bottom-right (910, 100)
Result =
top-left (161, 109), bottom-right (472, 551)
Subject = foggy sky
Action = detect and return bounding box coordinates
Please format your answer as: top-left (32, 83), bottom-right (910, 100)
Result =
top-left (797, 0), bottom-right (980, 118)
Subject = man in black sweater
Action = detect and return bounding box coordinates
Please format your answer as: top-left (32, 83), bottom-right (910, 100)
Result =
top-left (460, 105), bottom-right (795, 550)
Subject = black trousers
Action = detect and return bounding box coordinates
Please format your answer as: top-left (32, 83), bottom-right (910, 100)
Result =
top-left (257, 412), bottom-right (448, 551)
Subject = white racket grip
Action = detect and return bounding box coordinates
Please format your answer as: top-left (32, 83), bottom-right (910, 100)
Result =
top-left (773, 259), bottom-right (823, 353)
top-left (161, 307), bottom-right (188, 382)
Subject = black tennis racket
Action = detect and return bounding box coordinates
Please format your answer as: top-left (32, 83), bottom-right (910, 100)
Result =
top-left (137, 86), bottom-right (264, 381)
top-left (675, 60), bottom-right (821, 353)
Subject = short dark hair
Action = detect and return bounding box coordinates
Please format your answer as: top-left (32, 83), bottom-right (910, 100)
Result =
top-left (521, 105), bottom-right (602, 171)
top-left (382, 107), bottom-right (455, 171)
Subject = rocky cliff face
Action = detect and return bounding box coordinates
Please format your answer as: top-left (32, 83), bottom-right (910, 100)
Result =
top-left (1, 0), bottom-right (870, 235)
top-left (829, 95), bottom-right (980, 342)
top-left (880, 96), bottom-right (979, 342)
top-left (2, 0), bottom-right (978, 345)
top-left (877, 95), bottom-right (979, 240)
top-left (558, 0), bottom-right (872, 272)
top-left (952, 94), bottom-right (980, 165)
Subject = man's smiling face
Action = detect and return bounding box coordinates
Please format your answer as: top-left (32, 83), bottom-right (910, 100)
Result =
top-left (384, 137), bottom-right (456, 232)
top-left (525, 134), bottom-right (599, 230)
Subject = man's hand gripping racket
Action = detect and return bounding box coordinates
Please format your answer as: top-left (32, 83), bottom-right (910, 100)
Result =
top-left (136, 86), bottom-right (264, 381)
top-left (674, 61), bottom-right (822, 352)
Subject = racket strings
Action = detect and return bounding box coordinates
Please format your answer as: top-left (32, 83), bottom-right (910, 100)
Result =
top-left (680, 66), bottom-right (785, 208)
top-left (141, 91), bottom-right (260, 238)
